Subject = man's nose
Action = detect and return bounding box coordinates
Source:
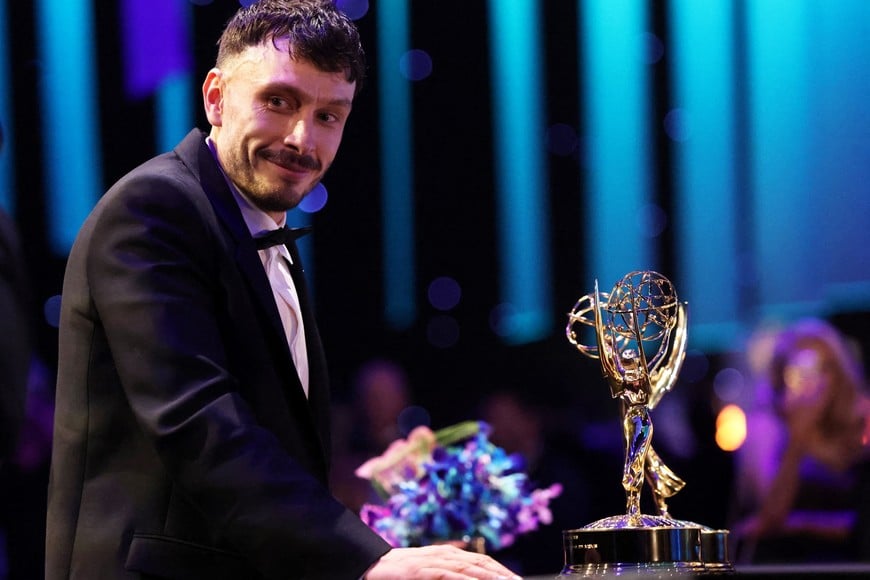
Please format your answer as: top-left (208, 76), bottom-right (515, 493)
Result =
top-left (284, 117), bottom-right (314, 152)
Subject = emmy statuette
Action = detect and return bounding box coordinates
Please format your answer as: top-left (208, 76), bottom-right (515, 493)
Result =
top-left (560, 271), bottom-right (732, 577)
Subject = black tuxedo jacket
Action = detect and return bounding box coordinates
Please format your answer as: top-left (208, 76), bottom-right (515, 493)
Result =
top-left (46, 129), bottom-right (390, 579)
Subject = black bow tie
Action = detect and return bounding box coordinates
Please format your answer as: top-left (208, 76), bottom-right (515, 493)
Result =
top-left (253, 225), bottom-right (313, 250)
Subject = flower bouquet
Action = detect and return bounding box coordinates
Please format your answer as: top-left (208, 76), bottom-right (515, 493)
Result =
top-left (355, 420), bottom-right (562, 551)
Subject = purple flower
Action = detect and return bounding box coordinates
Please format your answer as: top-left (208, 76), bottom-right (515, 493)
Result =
top-left (356, 421), bottom-right (562, 550)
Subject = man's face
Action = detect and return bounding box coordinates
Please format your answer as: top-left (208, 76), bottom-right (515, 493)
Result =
top-left (203, 38), bottom-right (355, 221)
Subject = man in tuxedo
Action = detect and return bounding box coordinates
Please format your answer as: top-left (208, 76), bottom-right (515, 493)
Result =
top-left (45, 1), bottom-right (519, 579)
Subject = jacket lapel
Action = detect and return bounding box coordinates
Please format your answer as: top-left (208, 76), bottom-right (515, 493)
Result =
top-left (172, 130), bottom-right (330, 467)
top-left (283, 238), bottom-right (332, 461)
top-left (175, 131), bottom-right (293, 365)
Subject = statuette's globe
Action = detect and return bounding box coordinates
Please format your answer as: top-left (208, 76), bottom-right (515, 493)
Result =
top-left (603, 270), bottom-right (680, 359)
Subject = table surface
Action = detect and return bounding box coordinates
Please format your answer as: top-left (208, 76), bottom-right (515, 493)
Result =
top-left (530, 562), bottom-right (870, 579)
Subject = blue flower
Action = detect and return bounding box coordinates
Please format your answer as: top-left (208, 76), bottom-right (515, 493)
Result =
top-left (357, 421), bottom-right (562, 550)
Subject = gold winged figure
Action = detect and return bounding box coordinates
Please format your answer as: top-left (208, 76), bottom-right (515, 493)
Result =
top-left (566, 271), bottom-right (689, 525)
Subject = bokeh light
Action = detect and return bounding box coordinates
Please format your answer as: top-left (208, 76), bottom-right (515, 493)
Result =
top-left (44, 295), bottom-right (62, 328)
top-left (299, 182), bottom-right (327, 213)
top-left (715, 403), bottom-right (747, 452)
top-left (713, 367), bottom-right (746, 403)
top-left (488, 303), bottom-right (516, 338)
top-left (638, 202), bottom-right (667, 238)
top-left (427, 276), bottom-right (461, 311)
top-left (335, 0), bottom-right (369, 20)
top-left (640, 32), bottom-right (665, 64)
top-left (664, 108), bottom-right (691, 142)
top-left (399, 49), bottom-right (433, 81)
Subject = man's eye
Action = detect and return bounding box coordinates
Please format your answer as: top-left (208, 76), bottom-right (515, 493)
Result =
top-left (269, 97), bottom-right (287, 107)
top-left (318, 112), bottom-right (339, 123)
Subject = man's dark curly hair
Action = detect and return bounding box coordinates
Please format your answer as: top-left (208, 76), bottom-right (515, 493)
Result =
top-left (216, 0), bottom-right (366, 95)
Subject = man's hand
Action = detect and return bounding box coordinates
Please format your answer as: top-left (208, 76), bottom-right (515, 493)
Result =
top-left (364, 544), bottom-right (521, 580)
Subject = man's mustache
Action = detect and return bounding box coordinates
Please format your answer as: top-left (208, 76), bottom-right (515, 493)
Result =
top-left (260, 149), bottom-right (321, 172)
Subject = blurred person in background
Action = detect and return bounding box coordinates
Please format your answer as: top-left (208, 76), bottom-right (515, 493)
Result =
top-left (350, 358), bottom-right (412, 455)
top-left (329, 358), bottom-right (414, 513)
top-left (0, 119), bottom-right (48, 580)
top-left (0, 207), bottom-right (29, 470)
top-left (0, 123), bottom-right (30, 470)
top-left (730, 317), bottom-right (870, 563)
top-left (479, 388), bottom-right (603, 576)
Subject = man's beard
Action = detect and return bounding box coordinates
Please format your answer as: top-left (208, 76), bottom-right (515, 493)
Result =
top-left (246, 185), bottom-right (307, 213)
top-left (225, 150), bottom-right (326, 213)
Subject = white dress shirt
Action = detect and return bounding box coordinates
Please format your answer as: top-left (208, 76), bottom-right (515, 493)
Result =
top-left (206, 137), bottom-right (309, 397)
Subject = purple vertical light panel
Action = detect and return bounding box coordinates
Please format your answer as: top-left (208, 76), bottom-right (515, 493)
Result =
top-left (122, 0), bottom-right (191, 98)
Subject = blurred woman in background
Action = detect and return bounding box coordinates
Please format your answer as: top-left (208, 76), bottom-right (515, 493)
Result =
top-left (731, 318), bottom-right (870, 563)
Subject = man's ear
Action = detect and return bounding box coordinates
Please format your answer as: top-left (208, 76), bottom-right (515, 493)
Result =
top-left (203, 68), bottom-right (224, 127)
